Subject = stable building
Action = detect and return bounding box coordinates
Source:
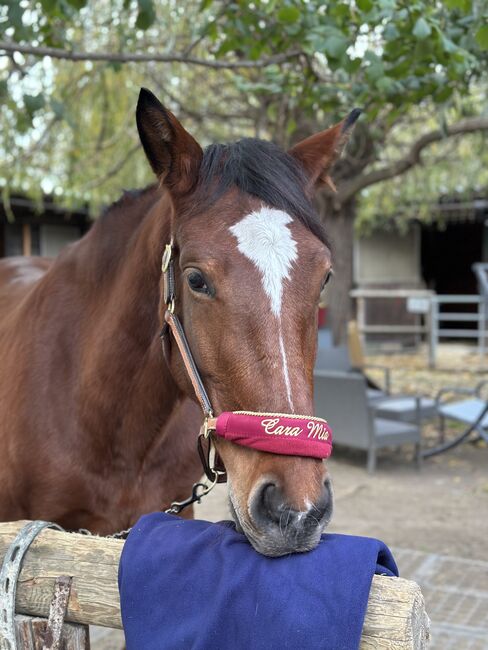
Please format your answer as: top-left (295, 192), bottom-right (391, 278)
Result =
top-left (353, 196), bottom-right (488, 346)
top-left (0, 195), bottom-right (89, 259)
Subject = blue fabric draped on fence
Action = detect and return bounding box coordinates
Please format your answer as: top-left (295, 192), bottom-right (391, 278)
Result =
top-left (118, 512), bottom-right (398, 650)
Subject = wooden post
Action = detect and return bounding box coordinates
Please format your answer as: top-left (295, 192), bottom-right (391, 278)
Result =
top-left (14, 615), bottom-right (88, 650)
top-left (21, 225), bottom-right (31, 257)
top-left (0, 521), bottom-right (430, 648)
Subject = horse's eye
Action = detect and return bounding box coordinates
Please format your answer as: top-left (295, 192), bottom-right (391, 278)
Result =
top-left (321, 270), bottom-right (333, 290)
top-left (187, 270), bottom-right (210, 294)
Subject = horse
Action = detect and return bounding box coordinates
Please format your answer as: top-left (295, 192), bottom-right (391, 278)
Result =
top-left (0, 88), bottom-right (359, 556)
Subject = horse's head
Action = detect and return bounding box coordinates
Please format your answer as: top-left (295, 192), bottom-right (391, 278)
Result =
top-left (137, 88), bottom-right (359, 556)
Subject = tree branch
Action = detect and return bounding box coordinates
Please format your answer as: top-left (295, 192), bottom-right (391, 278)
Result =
top-left (337, 116), bottom-right (488, 205)
top-left (83, 143), bottom-right (141, 190)
top-left (0, 40), bottom-right (300, 69)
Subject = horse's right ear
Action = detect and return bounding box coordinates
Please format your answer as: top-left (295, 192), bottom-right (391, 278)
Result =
top-left (136, 88), bottom-right (203, 195)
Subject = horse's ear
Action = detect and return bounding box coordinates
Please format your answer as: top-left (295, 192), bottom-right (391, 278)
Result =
top-left (136, 88), bottom-right (203, 195)
top-left (288, 109), bottom-right (361, 194)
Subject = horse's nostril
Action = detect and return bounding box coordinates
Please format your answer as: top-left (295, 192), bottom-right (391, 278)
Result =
top-left (250, 478), bottom-right (333, 534)
top-left (312, 483), bottom-right (332, 522)
top-left (260, 482), bottom-right (284, 524)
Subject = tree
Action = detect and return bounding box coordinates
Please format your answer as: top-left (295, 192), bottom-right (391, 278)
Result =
top-left (209, 0), bottom-right (488, 338)
top-left (1, 0), bottom-right (488, 338)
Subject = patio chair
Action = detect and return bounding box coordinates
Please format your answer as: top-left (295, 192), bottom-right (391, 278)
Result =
top-left (315, 345), bottom-right (389, 400)
top-left (423, 381), bottom-right (488, 457)
top-left (347, 320), bottom-right (392, 396)
top-left (314, 344), bottom-right (436, 424)
top-left (314, 369), bottom-right (422, 473)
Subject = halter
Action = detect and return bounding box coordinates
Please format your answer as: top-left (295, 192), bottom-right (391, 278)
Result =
top-left (160, 241), bottom-right (333, 491)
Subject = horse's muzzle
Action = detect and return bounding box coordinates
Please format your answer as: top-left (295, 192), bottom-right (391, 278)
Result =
top-left (232, 478), bottom-right (333, 557)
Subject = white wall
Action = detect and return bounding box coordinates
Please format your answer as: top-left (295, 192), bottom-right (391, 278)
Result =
top-left (39, 224), bottom-right (80, 257)
top-left (354, 226), bottom-right (421, 286)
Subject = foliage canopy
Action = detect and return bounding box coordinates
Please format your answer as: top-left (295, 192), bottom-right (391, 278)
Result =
top-left (0, 0), bottom-right (487, 222)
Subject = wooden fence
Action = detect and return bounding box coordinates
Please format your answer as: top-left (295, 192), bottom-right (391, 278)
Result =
top-left (0, 521), bottom-right (430, 649)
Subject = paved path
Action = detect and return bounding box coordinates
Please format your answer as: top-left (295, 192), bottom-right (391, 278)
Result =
top-left (393, 548), bottom-right (488, 650)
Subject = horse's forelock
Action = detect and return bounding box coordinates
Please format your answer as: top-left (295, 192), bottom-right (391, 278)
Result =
top-left (192, 139), bottom-right (329, 247)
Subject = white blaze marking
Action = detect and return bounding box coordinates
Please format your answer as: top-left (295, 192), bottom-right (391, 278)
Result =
top-left (278, 324), bottom-right (294, 411)
top-left (230, 206), bottom-right (298, 411)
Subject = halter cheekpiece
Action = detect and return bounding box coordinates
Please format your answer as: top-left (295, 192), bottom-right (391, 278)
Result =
top-left (160, 241), bottom-right (333, 488)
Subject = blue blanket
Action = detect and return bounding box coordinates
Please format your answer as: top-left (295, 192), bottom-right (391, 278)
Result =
top-left (118, 513), bottom-right (398, 650)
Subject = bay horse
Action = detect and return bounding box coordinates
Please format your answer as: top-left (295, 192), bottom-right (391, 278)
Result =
top-left (0, 88), bottom-right (358, 556)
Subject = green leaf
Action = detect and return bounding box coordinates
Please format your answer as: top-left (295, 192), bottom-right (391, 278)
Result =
top-left (440, 35), bottom-right (458, 53)
top-left (383, 23), bottom-right (399, 40)
top-left (344, 57), bottom-right (362, 74)
top-left (108, 61), bottom-right (123, 72)
top-left (39, 0), bottom-right (60, 14)
top-left (413, 17), bottom-right (432, 40)
top-left (435, 84), bottom-right (453, 101)
top-left (276, 6), bottom-right (300, 23)
top-left (443, 0), bottom-right (471, 11)
top-left (375, 76), bottom-right (396, 94)
top-left (286, 117), bottom-right (297, 136)
top-left (199, 0), bottom-right (213, 9)
top-left (378, 0), bottom-right (397, 9)
top-left (475, 25), bottom-right (488, 50)
top-left (7, 2), bottom-right (23, 28)
top-left (65, 0), bottom-right (87, 8)
top-left (357, 0), bottom-right (373, 12)
top-left (24, 93), bottom-right (45, 115)
top-left (136, 0), bottom-right (155, 29)
top-left (50, 99), bottom-right (65, 119)
top-left (324, 35), bottom-right (349, 58)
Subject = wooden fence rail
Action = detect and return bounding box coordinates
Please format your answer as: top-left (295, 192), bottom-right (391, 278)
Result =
top-left (0, 521), bottom-right (430, 649)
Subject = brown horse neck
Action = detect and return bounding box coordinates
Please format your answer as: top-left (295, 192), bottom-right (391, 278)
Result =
top-left (66, 186), bottom-right (182, 456)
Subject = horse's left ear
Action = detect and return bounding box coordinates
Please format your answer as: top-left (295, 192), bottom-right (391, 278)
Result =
top-left (136, 87), bottom-right (203, 195)
top-left (288, 109), bottom-right (361, 194)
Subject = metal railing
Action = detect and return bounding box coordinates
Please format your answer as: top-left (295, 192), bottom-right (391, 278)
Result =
top-left (350, 287), bottom-right (434, 344)
top-left (350, 289), bottom-right (488, 368)
top-left (429, 295), bottom-right (487, 367)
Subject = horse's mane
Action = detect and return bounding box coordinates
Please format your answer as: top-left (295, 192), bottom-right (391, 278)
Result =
top-left (196, 138), bottom-right (328, 246)
top-left (96, 139), bottom-right (328, 247)
top-left (98, 186), bottom-right (157, 225)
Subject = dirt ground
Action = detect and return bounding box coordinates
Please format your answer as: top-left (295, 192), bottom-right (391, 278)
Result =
top-left (196, 345), bottom-right (488, 561)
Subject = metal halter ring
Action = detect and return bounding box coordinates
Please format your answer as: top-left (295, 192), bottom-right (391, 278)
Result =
top-left (202, 416), bottom-right (215, 439)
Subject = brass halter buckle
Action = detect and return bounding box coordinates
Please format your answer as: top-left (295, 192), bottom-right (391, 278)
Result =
top-left (161, 242), bottom-right (173, 273)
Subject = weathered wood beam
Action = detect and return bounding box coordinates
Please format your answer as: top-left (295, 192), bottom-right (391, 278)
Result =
top-left (0, 521), bottom-right (430, 649)
top-left (14, 615), bottom-right (88, 650)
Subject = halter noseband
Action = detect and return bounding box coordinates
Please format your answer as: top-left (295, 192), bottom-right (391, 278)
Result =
top-left (160, 241), bottom-right (333, 486)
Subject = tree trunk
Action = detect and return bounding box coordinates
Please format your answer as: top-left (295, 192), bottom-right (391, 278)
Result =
top-left (318, 194), bottom-right (357, 345)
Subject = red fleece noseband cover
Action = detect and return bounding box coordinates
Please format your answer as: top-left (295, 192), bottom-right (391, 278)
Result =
top-left (214, 412), bottom-right (333, 459)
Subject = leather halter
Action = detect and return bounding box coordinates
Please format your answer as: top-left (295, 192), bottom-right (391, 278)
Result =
top-left (160, 241), bottom-right (333, 486)
top-left (160, 241), bottom-right (227, 483)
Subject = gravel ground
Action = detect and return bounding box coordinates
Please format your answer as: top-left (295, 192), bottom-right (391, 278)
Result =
top-left (366, 343), bottom-right (488, 398)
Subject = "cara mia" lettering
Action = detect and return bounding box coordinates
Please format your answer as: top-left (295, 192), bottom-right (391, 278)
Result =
top-left (306, 421), bottom-right (329, 440)
top-left (260, 418), bottom-right (302, 437)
